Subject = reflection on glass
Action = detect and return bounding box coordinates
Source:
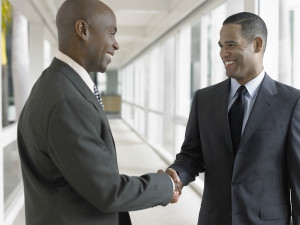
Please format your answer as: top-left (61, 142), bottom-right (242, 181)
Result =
top-left (148, 112), bottom-right (163, 147)
top-left (176, 25), bottom-right (191, 117)
top-left (2, 0), bottom-right (16, 127)
top-left (4, 141), bottom-right (22, 210)
top-left (191, 22), bottom-right (201, 97)
top-left (148, 47), bottom-right (163, 112)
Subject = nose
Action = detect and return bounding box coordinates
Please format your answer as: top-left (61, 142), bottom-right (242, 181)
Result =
top-left (113, 39), bottom-right (119, 50)
top-left (220, 47), bottom-right (230, 59)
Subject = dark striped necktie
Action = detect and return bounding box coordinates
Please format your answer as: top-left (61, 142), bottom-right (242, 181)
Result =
top-left (228, 85), bottom-right (247, 156)
top-left (93, 84), bottom-right (104, 110)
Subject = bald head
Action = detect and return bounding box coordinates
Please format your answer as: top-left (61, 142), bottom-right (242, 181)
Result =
top-left (56, 0), bottom-right (113, 47)
top-left (56, 0), bottom-right (119, 72)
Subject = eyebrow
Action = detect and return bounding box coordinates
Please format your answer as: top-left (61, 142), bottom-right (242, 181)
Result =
top-left (225, 41), bottom-right (237, 44)
top-left (218, 40), bottom-right (237, 45)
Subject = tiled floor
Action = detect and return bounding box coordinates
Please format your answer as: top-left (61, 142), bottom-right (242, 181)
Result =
top-left (13, 118), bottom-right (201, 225)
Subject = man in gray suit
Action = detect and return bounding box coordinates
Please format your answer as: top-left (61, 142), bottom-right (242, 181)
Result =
top-left (164, 12), bottom-right (300, 225)
top-left (17, 0), bottom-right (182, 224)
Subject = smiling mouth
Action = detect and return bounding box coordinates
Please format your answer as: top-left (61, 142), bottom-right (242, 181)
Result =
top-left (106, 52), bottom-right (113, 61)
top-left (224, 60), bottom-right (235, 69)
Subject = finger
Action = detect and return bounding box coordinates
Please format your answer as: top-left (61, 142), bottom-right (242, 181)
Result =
top-left (175, 182), bottom-right (183, 195)
top-left (157, 169), bottom-right (164, 173)
top-left (170, 191), bottom-right (180, 204)
top-left (166, 168), bottom-right (180, 183)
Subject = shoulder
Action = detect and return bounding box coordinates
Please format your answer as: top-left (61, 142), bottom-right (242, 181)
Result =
top-left (263, 74), bottom-right (300, 105)
top-left (274, 81), bottom-right (300, 95)
top-left (194, 79), bottom-right (229, 98)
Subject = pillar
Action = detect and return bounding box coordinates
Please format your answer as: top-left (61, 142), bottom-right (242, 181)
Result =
top-left (278, 0), bottom-right (292, 85)
top-left (11, 9), bottom-right (30, 119)
top-left (29, 23), bottom-right (44, 87)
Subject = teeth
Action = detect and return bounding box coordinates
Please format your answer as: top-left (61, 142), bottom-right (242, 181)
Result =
top-left (106, 53), bottom-right (112, 60)
top-left (225, 61), bottom-right (234, 65)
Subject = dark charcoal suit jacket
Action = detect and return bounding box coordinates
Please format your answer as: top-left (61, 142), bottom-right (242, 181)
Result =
top-left (170, 74), bottom-right (300, 225)
top-left (17, 58), bottom-right (173, 225)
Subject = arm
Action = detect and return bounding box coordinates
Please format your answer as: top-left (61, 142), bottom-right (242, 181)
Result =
top-left (47, 97), bottom-right (173, 212)
top-left (169, 90), bottom-right (205, 186)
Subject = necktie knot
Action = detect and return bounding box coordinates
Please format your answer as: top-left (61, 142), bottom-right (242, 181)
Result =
top-left (237, 85), bottom-right (247, 96)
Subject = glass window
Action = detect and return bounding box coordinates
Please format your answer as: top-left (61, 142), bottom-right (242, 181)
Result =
top-left (259, 0), bottom-right (280, 81)
top-left (121, 65), bottom-right (134, 103)
top-left (96, 72), bottom-right (107, 95)
top-left (289, 0), bottom-right (300, 88)
top-left (201, 2), bottom-right (227, 88)
top-left (134, 107), bottom-right (145, 137)
top-left (175, 124), bottom-right (186, 154)
top-left (259, 0), bottom-right (300, 88)
top-left (2, 0), bottom-right (15, 127)
top-left (148, 47), bottom-right (163, 112)
top-left (43, 39), bottom-right (51, 69)
top-left (162, 36), bottom-right (176, 154)
top-left (191, 21), bottom-right (201, 97)
top-left (176, 25), bottom-right (191, 117)
top-left (134, 57), bottom-right (146, 107)
top-left (4, 141), bottom-right (22, 210)
top-left (148, 112), bottom-right (163, 148)
top-left (162, 36), bottom-right (175, 115)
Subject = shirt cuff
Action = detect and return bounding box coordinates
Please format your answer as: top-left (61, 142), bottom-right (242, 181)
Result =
top-left (167, 175), bottom-right (175, 191)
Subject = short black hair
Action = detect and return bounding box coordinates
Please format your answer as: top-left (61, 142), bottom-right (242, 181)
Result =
top-left (223, 12), bottom-right (268, 52)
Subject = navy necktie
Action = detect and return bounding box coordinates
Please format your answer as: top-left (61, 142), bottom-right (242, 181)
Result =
top-left (228, 85), bottom-right (247, 156)
top-left (93, 85), bottom-right (104, 110)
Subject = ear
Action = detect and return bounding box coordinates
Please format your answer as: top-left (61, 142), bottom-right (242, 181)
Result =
top-left (254, 37), bottom-right (263, 53)
top-left (75, 20), bottom-right (89, 40)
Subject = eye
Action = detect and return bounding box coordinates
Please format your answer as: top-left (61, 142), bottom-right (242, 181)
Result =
top-left (227, 42), bottom-right (238, 48)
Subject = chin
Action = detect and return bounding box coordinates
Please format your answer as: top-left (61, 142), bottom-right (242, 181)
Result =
top-left (99, 66), bottom-right (107, 73)
top-left (225, 73), bottom-right (234, 78)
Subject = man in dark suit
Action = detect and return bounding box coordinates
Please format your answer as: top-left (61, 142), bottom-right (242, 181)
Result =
top-left (17, 0), bottom-right (182, 224)
top-left (164, 12), bottom-right (300, 225)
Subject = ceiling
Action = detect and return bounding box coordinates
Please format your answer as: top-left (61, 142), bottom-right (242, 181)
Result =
top-left (9, 0), bottom-right (206, 70)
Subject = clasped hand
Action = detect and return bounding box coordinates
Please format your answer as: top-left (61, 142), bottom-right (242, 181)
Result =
top-left (157, 168), bottom-right (183, 204)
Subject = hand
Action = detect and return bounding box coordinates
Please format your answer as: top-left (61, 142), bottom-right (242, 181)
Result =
top-left (157, 168), bottom-right (183, 203)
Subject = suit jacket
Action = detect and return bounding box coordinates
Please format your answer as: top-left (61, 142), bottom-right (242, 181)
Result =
top-left (170, 74), bottom-right (300, 225)
top-left (17, 58), bottom-right (173, 225)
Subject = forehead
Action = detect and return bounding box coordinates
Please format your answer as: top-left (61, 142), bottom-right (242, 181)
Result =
top-left (219, 24), bottom-right (243, 42)
top-left (93, 6), bottom-right (117, 28)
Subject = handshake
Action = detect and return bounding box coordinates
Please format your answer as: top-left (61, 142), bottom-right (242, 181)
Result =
top-left (157, 168), bottom-right (183, 204)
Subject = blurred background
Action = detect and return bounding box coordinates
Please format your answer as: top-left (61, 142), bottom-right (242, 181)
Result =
top-left (0, 0), bottom-right (299, 224)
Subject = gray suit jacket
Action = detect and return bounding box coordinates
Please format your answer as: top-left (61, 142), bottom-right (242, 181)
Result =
top-left (170, 74), bottom-right (300, 225)
top-left (17, 58), bottom-right (173, 225)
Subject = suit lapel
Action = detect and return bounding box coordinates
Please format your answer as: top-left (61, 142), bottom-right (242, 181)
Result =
top-left (50, 58), bottom-right (105, 115)
top-left (213, 79), bottom-right (233, 152)
top-left (239, 74), bottom-right (278, 150)
top-left (49, 58), bottom-right (116, 152)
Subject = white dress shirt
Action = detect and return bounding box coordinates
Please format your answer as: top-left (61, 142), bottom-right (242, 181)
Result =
top-left (55, 50), bottom-right (95, 93)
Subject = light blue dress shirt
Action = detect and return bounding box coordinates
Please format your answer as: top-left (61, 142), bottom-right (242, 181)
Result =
top-left (228, 70), bottom-right (265, 134)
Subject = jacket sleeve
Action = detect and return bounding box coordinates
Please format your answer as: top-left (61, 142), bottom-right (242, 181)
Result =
top-left (46, 97), bottom-right (173, 212)
top-left (287, 96), bottom-right (300, 223)
top-left (170, 90), bottom-right (205, 186)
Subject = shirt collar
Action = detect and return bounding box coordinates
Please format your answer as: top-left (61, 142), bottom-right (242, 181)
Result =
top-left (55, 50), bottom-right (95, 92)
top-left (230, 69), bottom-right (265, 98)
